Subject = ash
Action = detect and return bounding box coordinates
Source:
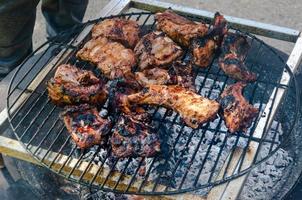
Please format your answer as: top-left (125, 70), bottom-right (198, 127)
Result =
top-left (80, 76), bottom-right (292, 199)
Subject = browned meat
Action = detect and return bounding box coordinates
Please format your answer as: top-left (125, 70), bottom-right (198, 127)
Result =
top-left (219, 33), bottom-right (257, 82)
top-left (62, 104), bottom-right (112, 149)
top-left (155, 9), bottom-right (208, 47)
top-left (110, 114), bottom-right (160, 158)
top-left (135, 68), bottom-right (173, 86)
top-left (134, 31), bottom-right (183, 70)
top-left (134, 59), bottom-right (195, 90)
top-left (92, 18), bottom-right (140, 49)
top-left (127, 85), bottom-right (219, 128)
top-left (171, 59), bottom-right (195, 91)
top-left (218, 82), bottom-right (258, 133)
top-left (191, 12), bottom-right (227, 68)
top-left (76, 37), bottom-right (136, 79)
top-left (47, 64), bottom-right (107, 106)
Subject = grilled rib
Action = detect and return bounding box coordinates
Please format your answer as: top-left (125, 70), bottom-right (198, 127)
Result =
top-left (191, 12), bottom-right (227, 68)
top-left (62, 104), bottom-right (112, 149)
top-left (92, 18), bottom-right (140, 49)
top-left (219, 33), bottom-right (257, 82)
top-left (155, 9), bottom-right (208, 47)
top-left (218, 82), bottom-right (258, 133)
top-left (127, 85), bottom-right (219, 128)
top-left (77, 37), bottom-right (136, 79)
top-left (47, 64), bottom-right (107, 106)
top-left (134, 31), bottom-right (183, 70)
top-left (110, 114), bottom-right (160, 158)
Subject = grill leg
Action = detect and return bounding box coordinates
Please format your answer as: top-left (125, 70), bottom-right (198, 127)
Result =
top-left (0, 154), bottom-right (5, 169)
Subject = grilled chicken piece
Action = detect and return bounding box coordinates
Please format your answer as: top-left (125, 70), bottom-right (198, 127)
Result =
top-left (155, 9), bottom-right (208, 47)
top-left (171, 59), bottom-right (195, 91)
top-left (191, 12), bottom-right (227, 68)
top-left (134, 31), bottom-right (183, 70)
top-left (47, 64), bottom-right (107, 106)
top-left (127, 85), bottom-right (219, 128)
top-left (219, 33), bottom-right (257, 82)
top-left (77, 37), bottom-right (136, 79)
top-left (62, 104), bottom-right (112, 149)
top-left (92, 18), bottom-right (140, 49)
top-left (110, 114), bottom-right (160, 158)
top-left (218, 82), bottom-right (258, 133)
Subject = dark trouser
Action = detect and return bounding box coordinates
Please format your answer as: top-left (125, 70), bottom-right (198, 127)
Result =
top-left (0, 0), bottom-right (88, 76)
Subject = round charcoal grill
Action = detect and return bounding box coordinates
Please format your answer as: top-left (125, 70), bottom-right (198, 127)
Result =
top-left (6, 12), bottom-right (300, 195)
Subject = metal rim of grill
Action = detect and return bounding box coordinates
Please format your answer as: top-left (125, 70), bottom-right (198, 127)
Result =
top-left (5, 12), bottom-right (301, 195)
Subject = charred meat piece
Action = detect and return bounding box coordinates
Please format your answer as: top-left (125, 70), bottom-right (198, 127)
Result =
top-left (62, 104), bottom-right (112, 149)
top-left (155, 9), bottom-right (208, 47)
top-left (127, 85), bottom-right (219, 128)
top-left (134, 59), bottom-right (195, 91)
top-left (135, 68), bottom-right (174, 86)
top-left (110, 114), bottom-right (160, 158)
top-left (134, 31), bottom-right (183, 70)
top-left (171, 59), bottom-right (195, 91)
top-left (219, 33), bottom-right (257, 82)
top-left (77, 37), bottom-right (136, 79)
top-left (92, 18), bottom-right (140, 49)
top-left (47, 64), bottom-right (107, 106)
top-left (191, 12), bottom-right (227, 68)
top-left (218, 82), bottom-right (258, 133)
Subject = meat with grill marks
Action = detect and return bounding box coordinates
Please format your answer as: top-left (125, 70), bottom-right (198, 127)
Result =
top-left (47, 64), bottom-right (107, 106)
top-left (218, 82), bottom-right (258, 133)
top-left (91, 18), bottom-right (140, 49)
top-left (110, 114), bottom-right (160, 158)
top-left (127, 85), bottom-right (219, 128)
top-left (155, 9), bottom-right (208, 47)
top-left (62, 104), bottom-right (112, 149)
top-left (191, 12), bottom-right (227, 68)
top-left (76, 37), bottom-right (136, 79)
top-left (219, 33), bottom-right (257, 82)
top-left (134, 31), bottom-right (183, 70)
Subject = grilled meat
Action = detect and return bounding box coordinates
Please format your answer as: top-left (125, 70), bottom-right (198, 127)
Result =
top-left (171, 59), bottom-right (195, 91)
top-left (155, 9), bottom-right (208, 47)
top-left (135, 68), bottom-right (174, 86)
top-left (191, 12), bottom-right (227, 68)
top-left (62, 104), bottom-right (112, 149)
top-left (47, 64), bottom-right (107, 106)
top-left (92, 18), bottom-right (140, 49)
top-left (218, 82), bottom-right (258, 133)
top-left (110, 114), bottom-right (160, 158)
top-left (219, 33), bottom-right (257, 82)
top-left (77, 37), bottom-right (136, 79)
top-left (134, 31), bottom-right (183, 70)
top-left (127, 85), bottom-right (219, 128)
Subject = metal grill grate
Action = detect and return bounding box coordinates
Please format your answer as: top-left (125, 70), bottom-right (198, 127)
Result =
top-left (6, 12), bottom-right (300, 195)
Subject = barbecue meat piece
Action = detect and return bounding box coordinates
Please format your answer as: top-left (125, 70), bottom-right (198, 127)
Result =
top-left (127, 85), bottom-right (219, 128)
top-left (134, 31), bottom-right (183, 70)
top-left (47, 64), bottom-right (107, 106)
top-left (219, 33), bottom-right (257, 82)
top-left (218, 82), bottom-right (258, 133)
top-left (91, 18), bottom-right (140, 49)
top-left (135, 68), bottom-right (174, 86)
top-left (171, 59), bottom-right (195, 91)
top-left (77, 37), bottom-right (136, 79)
top-left (110, 114), bottom-right (160, 158)
top-left (62, 104), bottom-right (112, 149)
top-left (191, 12), bottom-right (227, 68)
top-left (155, 9), bottom-right (208, 47)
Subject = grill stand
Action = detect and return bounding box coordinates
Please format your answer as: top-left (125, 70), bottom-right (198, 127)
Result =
top-left (0, 0), bottom-right (302, 199)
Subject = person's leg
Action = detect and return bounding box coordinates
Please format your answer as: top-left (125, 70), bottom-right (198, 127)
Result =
top-left (41, 0), bottom-right (88, 37)
top-left (0, 0), bottom-right (39, 77)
